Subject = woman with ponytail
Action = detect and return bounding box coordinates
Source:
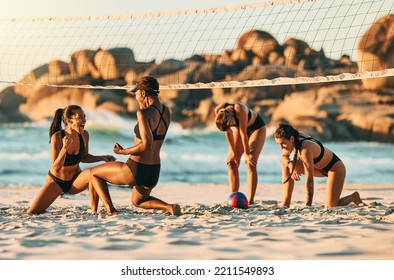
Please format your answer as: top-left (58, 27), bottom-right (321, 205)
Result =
top-left (28, 105), bottom-right (115, 214)
top-left (274, 123), bottom-right (362, 208)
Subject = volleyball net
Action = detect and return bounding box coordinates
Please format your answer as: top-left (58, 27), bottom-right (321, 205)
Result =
top-left (0, 0), bottom-right (393, 91)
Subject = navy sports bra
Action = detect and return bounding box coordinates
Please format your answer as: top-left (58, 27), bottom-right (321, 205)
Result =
top-left (134, 104), bottom-right (169, 141)
top-left (60, 130), bottom-right (84, 166)
top-left (298, 135), bottom-right (324, 164)
top-left (224, 103), bottom-right (252, 127)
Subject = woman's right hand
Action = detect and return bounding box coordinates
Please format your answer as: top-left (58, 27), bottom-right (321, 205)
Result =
top-left (62, 135), bottom-right (73, 150)
top-left (288, 161), bottom-right (301, 181)
top-left (113, 143), bottom-right (124, 155)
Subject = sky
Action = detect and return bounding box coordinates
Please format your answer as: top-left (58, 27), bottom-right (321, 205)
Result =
top-left (0, 0), bottom-right (274, 84)
top-left (0, 0), bottom-right (392, 87)
top-left (0, 0), bottom-right (268, 18)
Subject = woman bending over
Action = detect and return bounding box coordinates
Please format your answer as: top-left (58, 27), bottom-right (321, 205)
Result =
top-left (215, 102), bottom-right (267, 204)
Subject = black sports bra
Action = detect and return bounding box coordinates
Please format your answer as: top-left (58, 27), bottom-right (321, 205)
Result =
top-left (60, 130), bottom-right (84, 166)
top-left (298, 135), bottom-right (324, 164)
top-left (134, 104), bottom-right (169, 141)
top-left (224, 103), bottom-right (252, 127)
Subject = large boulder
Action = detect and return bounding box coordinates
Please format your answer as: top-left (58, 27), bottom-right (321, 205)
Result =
top-left (94, 48), bottom-right (136, 80)
top-left (70, 49), bottom-right (100, 78)
top-left (231, 64), bottom-right (294, 103)
top-left (19, 88), bottom-right (99, 121)
top-left (357, 14), bottom-right (394, 90)
top-left (48, 60), bottom-right (71, 76)
top-left (13, 64), bottom-right (49, 98)
top-left (0, 87), bottom-right (29, 122)
top-left (237, 30), bottom-right (280, 64)
top-left (144, 59), bottom-right (185, 77)
top-left (283, 38), bottom-right (310, 68)
top-left (283, 38), bottom-right (330, 73)
top-left (271, 84), bottom-right (394, 141)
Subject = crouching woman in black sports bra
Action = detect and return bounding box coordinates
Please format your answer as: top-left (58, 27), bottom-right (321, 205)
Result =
top-left (88, 76), bottom-right (181, 216)
top-left (215, 102), bottom-right (267, 204)
top-left (28, 105), bottom-right (116, 214)
top-left (274, 123), bottom-right (363, 208)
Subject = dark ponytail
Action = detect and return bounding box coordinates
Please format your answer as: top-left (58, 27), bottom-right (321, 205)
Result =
top-left (274, 123), bottom-right (300, 184)
top-left (49, 108), bottom-right (64, 142)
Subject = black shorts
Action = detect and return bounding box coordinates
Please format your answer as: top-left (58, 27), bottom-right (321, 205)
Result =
top-left (320, 153), bottom-right (341, 176)
top-left (48, 171), bottom-right (81, 193)
top-left (247, 114), bottom-right (265, 137)
top-left (125, 158), bottom-right (161, 189)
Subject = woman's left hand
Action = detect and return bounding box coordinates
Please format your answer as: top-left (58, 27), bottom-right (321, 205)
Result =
top-left (103, 155), bottom-right (116, 162)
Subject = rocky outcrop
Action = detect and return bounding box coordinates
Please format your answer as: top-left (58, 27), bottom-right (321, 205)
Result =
top-left (94, 48), bottom-right (136, 80)
top-left (1, 17), bottom-right (394, 142)
top-left (270, 84), bottom-right (394, 142)
top-left (357, 14), bottom-right (394, 90)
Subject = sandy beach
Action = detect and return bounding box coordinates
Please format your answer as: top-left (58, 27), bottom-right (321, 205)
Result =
top-left (0, 183), bottom-right (393, 260)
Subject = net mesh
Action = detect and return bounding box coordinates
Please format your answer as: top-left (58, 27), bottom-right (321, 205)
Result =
top-left (0, 0), bottom-right (393, 90)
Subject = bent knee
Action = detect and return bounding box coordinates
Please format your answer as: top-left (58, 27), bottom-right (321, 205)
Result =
top-left (131, 197), bottom-right (143, 207)
top-left (227, 160), bottom-right (239, 169)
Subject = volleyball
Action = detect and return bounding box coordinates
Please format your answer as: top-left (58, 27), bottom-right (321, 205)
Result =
top-left (227, 192), bottom-right (249, 209)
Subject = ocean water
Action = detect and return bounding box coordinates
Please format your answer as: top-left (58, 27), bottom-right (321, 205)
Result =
top-left (1, 110), bottom-right (394, 187)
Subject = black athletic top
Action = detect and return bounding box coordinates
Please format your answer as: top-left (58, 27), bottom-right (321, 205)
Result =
top-left (60, 130), bottom-right (84, 166)
top-left (298, 135), bottom-right (324, 164)
top-left (134, 104), bottom-right (169, 141)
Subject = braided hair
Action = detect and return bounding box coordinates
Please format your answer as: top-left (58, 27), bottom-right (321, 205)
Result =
top-left (274, 123), bottom-right (301, 184)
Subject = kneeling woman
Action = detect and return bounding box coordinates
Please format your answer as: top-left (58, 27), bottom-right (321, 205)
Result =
top-left (274, 123), bottom-right (362, 208)
top-left (88, 76), bottom-right (181, 216)
top-left (28, 105), bottom-right (115, 214)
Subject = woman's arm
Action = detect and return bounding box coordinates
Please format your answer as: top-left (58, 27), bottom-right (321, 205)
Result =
top-left (235, 104), bottom-right (255, 166)
top-left (214, 102), bottom-right (226, 114)
top-left (224, 129), bottom-right (238, 164)
top-left (81, 131), bottom-right (116, 163)
top-left (50, 133), bottom-right (68, 173)
top-left (114, 110), bottom-right (153, 156)
top-left (300, 147), bottom-right (314, 206)
top-left (280, 149), bottom-right (294, 207)
top-left (83, 154), bottom-right (116, 163)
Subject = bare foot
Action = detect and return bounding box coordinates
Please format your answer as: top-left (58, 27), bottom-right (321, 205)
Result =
top-left (171, 204), bottom-right (182, 216)
top-left (106, 210), bottom-right (118, 216)
top-left (106, 206), bottom-right (118, 216)
top-left (353, 191), bottom-right (363, 206)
